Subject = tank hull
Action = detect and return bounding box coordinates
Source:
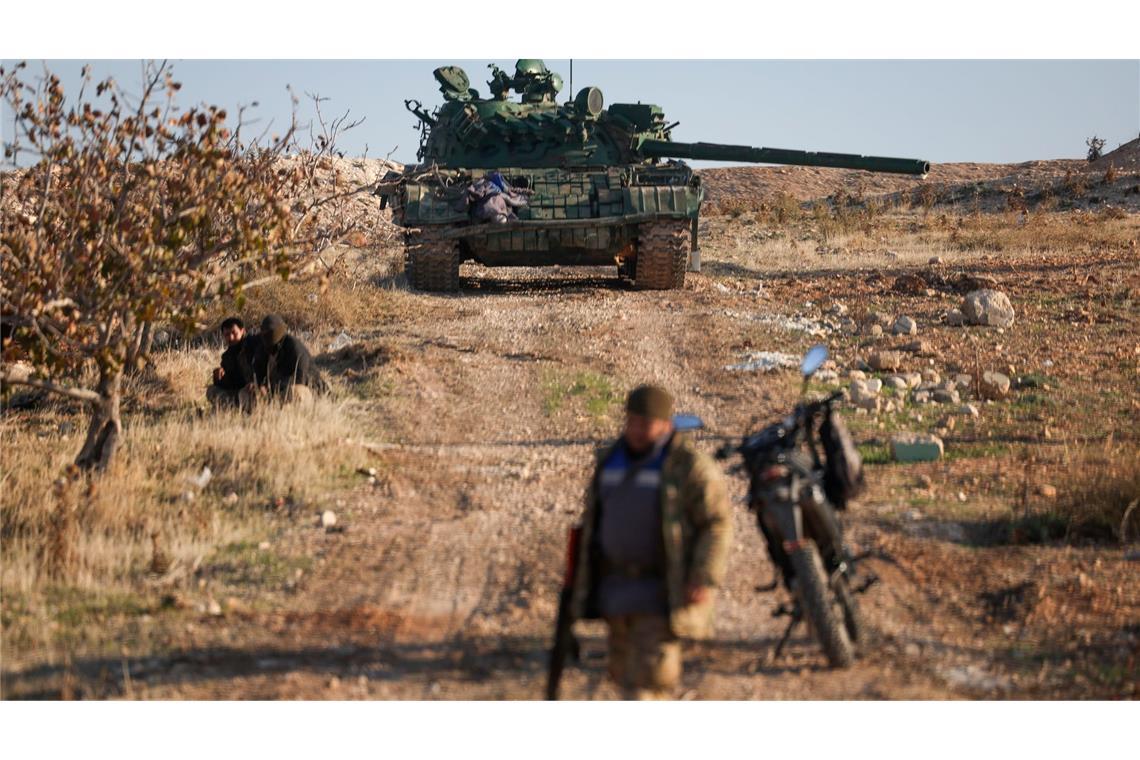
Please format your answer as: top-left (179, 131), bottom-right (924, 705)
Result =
top-left (396, 165), bottom-right (701, 270)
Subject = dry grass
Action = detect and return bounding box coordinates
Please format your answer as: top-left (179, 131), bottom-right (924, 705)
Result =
top-left (197, 265), bottom-right (412, 343)
top-left (1, 347), bottom-right (368, 595)
top-left (1052, 443), bottom-right (1140, 541)
top-left (700, 208), bottom-right (1138, 276)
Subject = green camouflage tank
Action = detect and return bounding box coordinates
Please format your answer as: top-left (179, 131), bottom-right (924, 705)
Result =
top-left (378, 60), bottom-right (929, 292)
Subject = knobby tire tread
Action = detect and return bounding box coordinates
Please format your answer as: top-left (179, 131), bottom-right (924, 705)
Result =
top-left (789, 542), bottom-right (855, 668)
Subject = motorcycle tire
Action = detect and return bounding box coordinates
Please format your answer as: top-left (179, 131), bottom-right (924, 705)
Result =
top-left (789, 541), bottom-right (855, 668)
top-left (833, 575), bottom-right (862, 644)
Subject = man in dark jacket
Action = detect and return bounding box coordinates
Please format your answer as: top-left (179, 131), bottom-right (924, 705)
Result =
top-left (251, 314), bottom-right (321, 405)
top-left (206, 317), bottom-right (259, 410)
top-left (570, 385), bottom-right (732, 699)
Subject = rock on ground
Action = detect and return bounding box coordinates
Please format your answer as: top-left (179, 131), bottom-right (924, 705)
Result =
top-left (963, 289), bottom-right (1016, 328)
top-left (891, 433), bottom-right (945, 462)
top-left (980, 371), bottom-right (1011, 400)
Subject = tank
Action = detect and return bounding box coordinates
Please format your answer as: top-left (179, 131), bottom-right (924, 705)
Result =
top-left (378, 60), bottom-right (929, 292)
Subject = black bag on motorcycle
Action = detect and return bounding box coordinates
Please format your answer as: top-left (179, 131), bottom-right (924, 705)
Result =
top-left (819, 411), bottom-right (865, 509)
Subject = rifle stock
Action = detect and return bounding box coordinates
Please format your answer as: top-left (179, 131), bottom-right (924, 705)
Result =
top-left (545, 525), bottom-right (582, 700)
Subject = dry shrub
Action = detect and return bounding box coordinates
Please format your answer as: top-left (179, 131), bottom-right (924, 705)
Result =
top-left (1055, 444), bottom-right (1140, 541)
top-left (1, 365), bottom-right (367, 591)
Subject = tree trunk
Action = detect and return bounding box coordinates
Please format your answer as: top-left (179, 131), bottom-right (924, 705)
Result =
top-left (126, 321), bottom-right (154, 374)
top-left (75, 368), bottom-right (123, 472)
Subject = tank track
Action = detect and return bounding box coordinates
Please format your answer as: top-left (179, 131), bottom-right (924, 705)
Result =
top-left (634, 220), bottom-right (689, 290)
top-left (405, 231), bottom-right (461, 293)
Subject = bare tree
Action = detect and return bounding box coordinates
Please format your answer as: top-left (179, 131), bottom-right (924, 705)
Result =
top-left (1086, 135), bottom-right (1107, 162)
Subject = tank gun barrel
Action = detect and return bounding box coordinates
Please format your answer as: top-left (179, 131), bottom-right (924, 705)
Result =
top-left (637, 139), bottom-right (929, 176)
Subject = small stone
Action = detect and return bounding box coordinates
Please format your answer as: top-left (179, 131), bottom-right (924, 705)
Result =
top-left (863, 323), bottom-right (884, 338)
top-left (980, 371), bottom-right (1011, 400)
top-left (320, 510), bottom-right (338, 529)
top-left (891, 433), bottom-right (944, 462)
top-left (899, 339), bottom-right (932, 355)
top-left (848, 370), bottom-right (867, 381)
top-left (814, 369), bottom-right (839, 383)
top-left (954, 374), bottom-right (973, 390)
top-left (912, 390), bottom-right (931, 404)
top-left (945, 309), bottom-right (966, 327)
top-left (885, 375), bottom-right (909, 391)
top-left (869, 351), bottom-right (903, 372)
top-left (959, 404), bottom-right (980, 417)
top-left (207, 599), bottom-right (223, 617)
top-left (903, 372), bottom-right (923, 389)
top-left (916, 474), bottom-right (934, 489)
top-left (957, 491), bottom-right (968, 502)
top-left (258, 540), bottom-right (271, 550)
top-left (932, 389), bottom-right (960, 404)
top-left (864, 378), bottom-right (883, 394)
top-left (904, 642), bottom-right (922, 657)
top-left (826, 302), bottom-right (848, 317)
top-left (840, 318), bottom-right (859, 335)
top-left (866, 310), bottom-right (892, 328)
top-left (962, 289), bottom-right (1016, 328)
top-left (223, 492), bottom-right (239, 506)
top-left (892, 316), bottom-right (918, 336)
top-left (1036, 484), bottom-right (1058, 499)
top-left (921, 368), bottom-right (941, 384)
top-left (882, 399), bottom-right (897, 413)
top-left (928, 256), bottom-right (944, 265)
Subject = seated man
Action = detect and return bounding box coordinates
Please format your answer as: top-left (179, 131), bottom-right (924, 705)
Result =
top-left (206, 317), bottom-right (258, 410)
top-left (251, 314), bottom-right (322, 405)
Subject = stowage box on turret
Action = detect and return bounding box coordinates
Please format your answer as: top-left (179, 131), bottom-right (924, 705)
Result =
top-left (378, 60), bottom-right (929, 292)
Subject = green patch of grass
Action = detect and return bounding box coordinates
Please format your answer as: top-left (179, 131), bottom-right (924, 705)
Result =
top-left (858, 443), bottom-right (891, 465)
top-left (45, 587), bottom-right (151, 628)
top-left (944, 441), bottom-right (1011, 461)
top-left (542, 370), bottom-right (620, 418)
top-left (204, 541), bottom-right (312, 588)
top-left (1013, 392), bottom-right (1054, 409)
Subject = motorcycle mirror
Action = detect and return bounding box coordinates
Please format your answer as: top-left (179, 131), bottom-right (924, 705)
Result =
top-left (801, 344), bottom-right (829, 378)
top-left (672, 413), bottom-right (704, 431)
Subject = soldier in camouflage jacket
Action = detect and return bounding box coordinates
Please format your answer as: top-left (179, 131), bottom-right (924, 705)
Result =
top-left (569, 385), bottom-right (732, 698)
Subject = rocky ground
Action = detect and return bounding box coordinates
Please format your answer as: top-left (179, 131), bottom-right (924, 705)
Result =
top-left (2, 148), bottom-right (1138, 701)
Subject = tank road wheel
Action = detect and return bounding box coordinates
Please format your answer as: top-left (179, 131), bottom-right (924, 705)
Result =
top-left (634, 220), bottom-right (689, 290)
top-left (404, 233), bottom-right (460, 293)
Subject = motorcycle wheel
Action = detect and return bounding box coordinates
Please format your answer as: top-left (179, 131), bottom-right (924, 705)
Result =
top-left (788, 541), bottom-right (855, 668)
top-left (834, 575), bottom-right (862, 643)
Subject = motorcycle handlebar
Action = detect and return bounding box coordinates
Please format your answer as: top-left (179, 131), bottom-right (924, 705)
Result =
top-left (720, 389), bottom-right (845, 459)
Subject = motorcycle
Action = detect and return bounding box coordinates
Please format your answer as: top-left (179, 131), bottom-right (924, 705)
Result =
top-left (717, 345), bottom-right (877, 668)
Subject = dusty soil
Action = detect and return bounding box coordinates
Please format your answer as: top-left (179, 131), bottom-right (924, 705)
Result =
top-left (3, 157), bottom-right (1138, 701)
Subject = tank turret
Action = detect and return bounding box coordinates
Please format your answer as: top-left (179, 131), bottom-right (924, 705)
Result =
top-left (384, 60), bottom-right (930, 292)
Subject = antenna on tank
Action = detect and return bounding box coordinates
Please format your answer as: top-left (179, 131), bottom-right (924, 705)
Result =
top-left (569, 60), bottom-right (573, 103)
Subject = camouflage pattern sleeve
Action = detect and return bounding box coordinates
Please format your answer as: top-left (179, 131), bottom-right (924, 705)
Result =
top-left (681, 449), bottom-right (733, 589)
